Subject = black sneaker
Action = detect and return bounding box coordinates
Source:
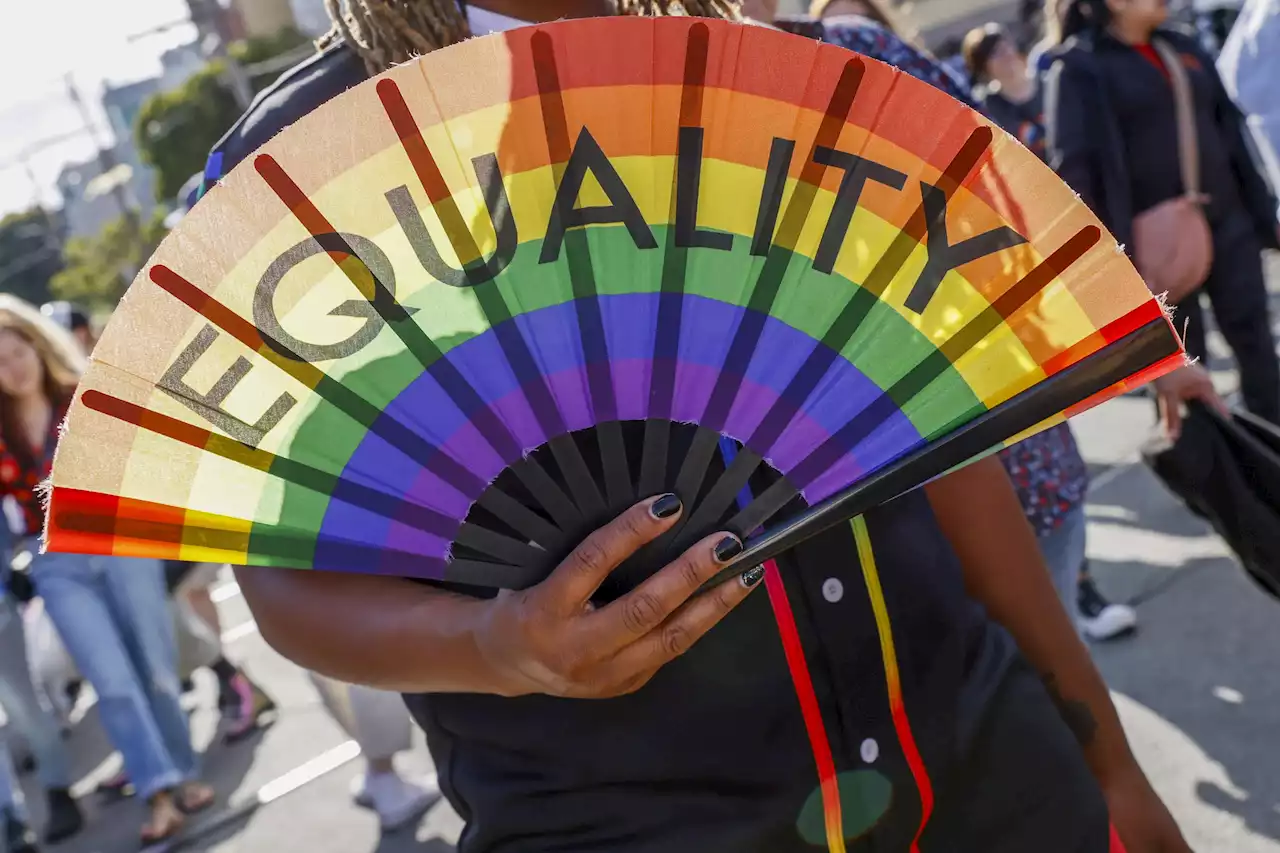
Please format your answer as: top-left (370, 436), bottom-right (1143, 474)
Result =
top-left (3, 809), bottom-right (38, 853)
top-left (43, 788), bottom-right (84, 844)
top-left (1077, 575), bottom-right (1138, 641)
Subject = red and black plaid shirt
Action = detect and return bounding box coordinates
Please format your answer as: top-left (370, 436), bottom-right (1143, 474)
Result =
top-left (0, 401), bottom-right (68, 537)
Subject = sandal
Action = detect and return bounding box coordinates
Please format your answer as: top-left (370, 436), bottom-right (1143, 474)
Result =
top-left (222, 674), bottom-right (278, 744)
top-left (98, 771), bottom-right (134, 802)
top-left (176, 782), bottom-right (215, 815)
top-left (140, 795), bottom-right (184, 847)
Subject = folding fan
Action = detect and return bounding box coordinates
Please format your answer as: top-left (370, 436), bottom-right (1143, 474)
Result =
top-left (43, 17), bottom-right (1184, 590)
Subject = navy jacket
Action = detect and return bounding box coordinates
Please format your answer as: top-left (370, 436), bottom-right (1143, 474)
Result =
top-left (1044, 28), bottom-right (1279, 254)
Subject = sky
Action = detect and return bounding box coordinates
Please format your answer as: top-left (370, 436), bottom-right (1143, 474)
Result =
top-left (0, 0), bottom-right (196, 218)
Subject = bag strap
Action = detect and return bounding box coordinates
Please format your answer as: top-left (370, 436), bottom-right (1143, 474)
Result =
top-left (1150, 37), bottom-right (1204, 202)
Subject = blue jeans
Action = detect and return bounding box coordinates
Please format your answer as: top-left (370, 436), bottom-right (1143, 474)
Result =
top-left (0, 596), bottom-right (73, 799)
top-left (28, 549), bottom-right (197, 800)
top-left (0, 740), bottom-right (23, 820)
top-left (1038, 507), bottom-right (1087, 635)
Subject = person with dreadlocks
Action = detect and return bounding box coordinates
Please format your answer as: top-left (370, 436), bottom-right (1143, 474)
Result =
top-left (198, 2), bottom-right (1186, 850)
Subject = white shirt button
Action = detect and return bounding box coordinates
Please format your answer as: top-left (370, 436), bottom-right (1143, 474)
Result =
top-left (860, 738), bottom-right (879, 764)
top-left (821, 577), bottom-right (844, 603)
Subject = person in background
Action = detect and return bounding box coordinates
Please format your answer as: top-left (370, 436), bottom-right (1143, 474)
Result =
top-left (964, 22), bottom-right (1142, 640)
top-left (0, 574), bottom-right (84, 848)
top-left (308, 673), bottom-right (440, 831)
top-left (42, 302), bottom-right (277, 751)
top-left (932, 35), bottom-right (972, 85)
top-left (1029, 0), bottom-right (1067, 74)
top-left (1191, 0), bottom-right (1245, 54)
top-left (1217, 0), bottom-right (1280, 200)
top-left (222, 3), bottom-right (1192, 852)
top-left (0, 297), bottom-right (214, 845)
top-left (964, 23), bottom-right (1046, 155)
top-left (0, 307), bottom-right (85, 848)
top-left (808, 0), bottom-right (883, 19)
top-left (166, 562), bottom-right (277, 743)
top-left (0, 748), bottom-right (37, 853)
top-left (771, 0), bottom-right (969, 95)
top-left (37, 303), bottom-right (93, 356)
top-left (1045, 0), bottom-right (1280, 425)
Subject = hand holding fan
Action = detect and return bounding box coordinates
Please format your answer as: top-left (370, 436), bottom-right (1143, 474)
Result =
top-left (43, 17), bottom-right (1183, 588)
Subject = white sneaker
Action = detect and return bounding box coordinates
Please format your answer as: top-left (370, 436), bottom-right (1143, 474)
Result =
top-left (351, 772), bottom-right (439, 831)
top-left (1077, 577), bottom-right (1138, 641)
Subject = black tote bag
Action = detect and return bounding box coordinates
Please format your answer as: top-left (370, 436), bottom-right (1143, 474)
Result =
top-left (1145, 403), bottom-right (1280, 602)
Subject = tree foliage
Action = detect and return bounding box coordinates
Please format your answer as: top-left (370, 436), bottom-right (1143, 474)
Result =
top-left (135, 27), bottom-right (313, 204)
top-left (0, 209), bottom-right (63, 305)
top-left (135, 64), bottom-right (241, 204)
top-left (233, 26), bottom-right (311, 68)
top-left (49, 212), bottom-right (168, 311)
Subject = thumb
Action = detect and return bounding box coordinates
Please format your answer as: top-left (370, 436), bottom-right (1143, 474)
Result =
top-left (1160, 392), bottom-right (1183, 442)
top-left (1203, 387), bottom-right (1230, 418)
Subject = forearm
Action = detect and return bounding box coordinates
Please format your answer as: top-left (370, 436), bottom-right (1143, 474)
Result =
top-left (924, 456), bottom-right (1139, 783)
top-left (234, 565), bottom-right (506, 695)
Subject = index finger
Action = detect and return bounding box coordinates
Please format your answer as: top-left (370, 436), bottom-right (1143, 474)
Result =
top-left (534, 494), bottom-right (683, 614)
top-left (585, 531), bottom-right (743, 657)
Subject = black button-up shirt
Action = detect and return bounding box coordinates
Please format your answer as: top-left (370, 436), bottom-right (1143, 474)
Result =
top-left (407, 487), bottom-right (1020, 853)
top-left (203, 37), bottom-right (1103, 853)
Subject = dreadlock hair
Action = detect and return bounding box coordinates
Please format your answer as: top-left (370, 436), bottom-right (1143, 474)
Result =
top-left (321, 0), bottom-right (472, 74)
top-left (325, 1), bottom-right (741, 74)
top-left (610, 1), bottom-right (741, 19)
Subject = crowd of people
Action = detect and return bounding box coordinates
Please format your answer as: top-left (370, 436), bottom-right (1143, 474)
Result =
top-left (1, 0), bottom-right (1279, 851)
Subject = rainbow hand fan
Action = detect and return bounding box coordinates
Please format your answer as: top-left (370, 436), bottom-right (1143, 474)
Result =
top-left (44, 17), bottom-right (1183, 589)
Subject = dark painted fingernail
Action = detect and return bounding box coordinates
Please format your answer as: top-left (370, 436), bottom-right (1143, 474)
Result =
top-left (740, 565), bottom-right (765, 588)
top-left (650, 493), bottom-right (682, 519)
top-left (714, 536), bottom-right (743, 563)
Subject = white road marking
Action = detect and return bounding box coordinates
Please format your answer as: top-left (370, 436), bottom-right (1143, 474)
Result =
top-left (256, 740), bottom-right (363, 805)
top-left (221, 621), bottom-right (259, 644)
top-left (1088, 459), bottom-right (1139, 495)
top-left (211, 582), bottom-right (242, 603)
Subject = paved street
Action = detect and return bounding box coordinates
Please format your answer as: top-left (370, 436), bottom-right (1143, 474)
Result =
top-left (4, 266), bottom-right (1279, 852)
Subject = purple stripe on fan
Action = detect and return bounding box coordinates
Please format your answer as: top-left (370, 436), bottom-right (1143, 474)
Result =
top-left (321, 293), bottom-right (920, 557)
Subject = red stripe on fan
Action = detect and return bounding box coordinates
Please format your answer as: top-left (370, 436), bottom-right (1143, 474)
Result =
top-left (1040, 301), bottom-right (1168, 377)
top-left (80, 390), bottom-right (273, 471)
top-left (1096, 300), bottom-right (1168, 345)
top-left (149, 264), bottom-right (327, 390)
top-left (255, 153), bottom-right (388, 299)
top-left (254, 154), bottom-right (339, 238)
top-left (376, 77), bottom-right (488, 267)
top-left (376, 79), bottom-right (454, 204)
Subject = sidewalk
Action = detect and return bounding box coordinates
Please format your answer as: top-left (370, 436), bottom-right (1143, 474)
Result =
top-left (1074, 397), bottom-right (1280, 853)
